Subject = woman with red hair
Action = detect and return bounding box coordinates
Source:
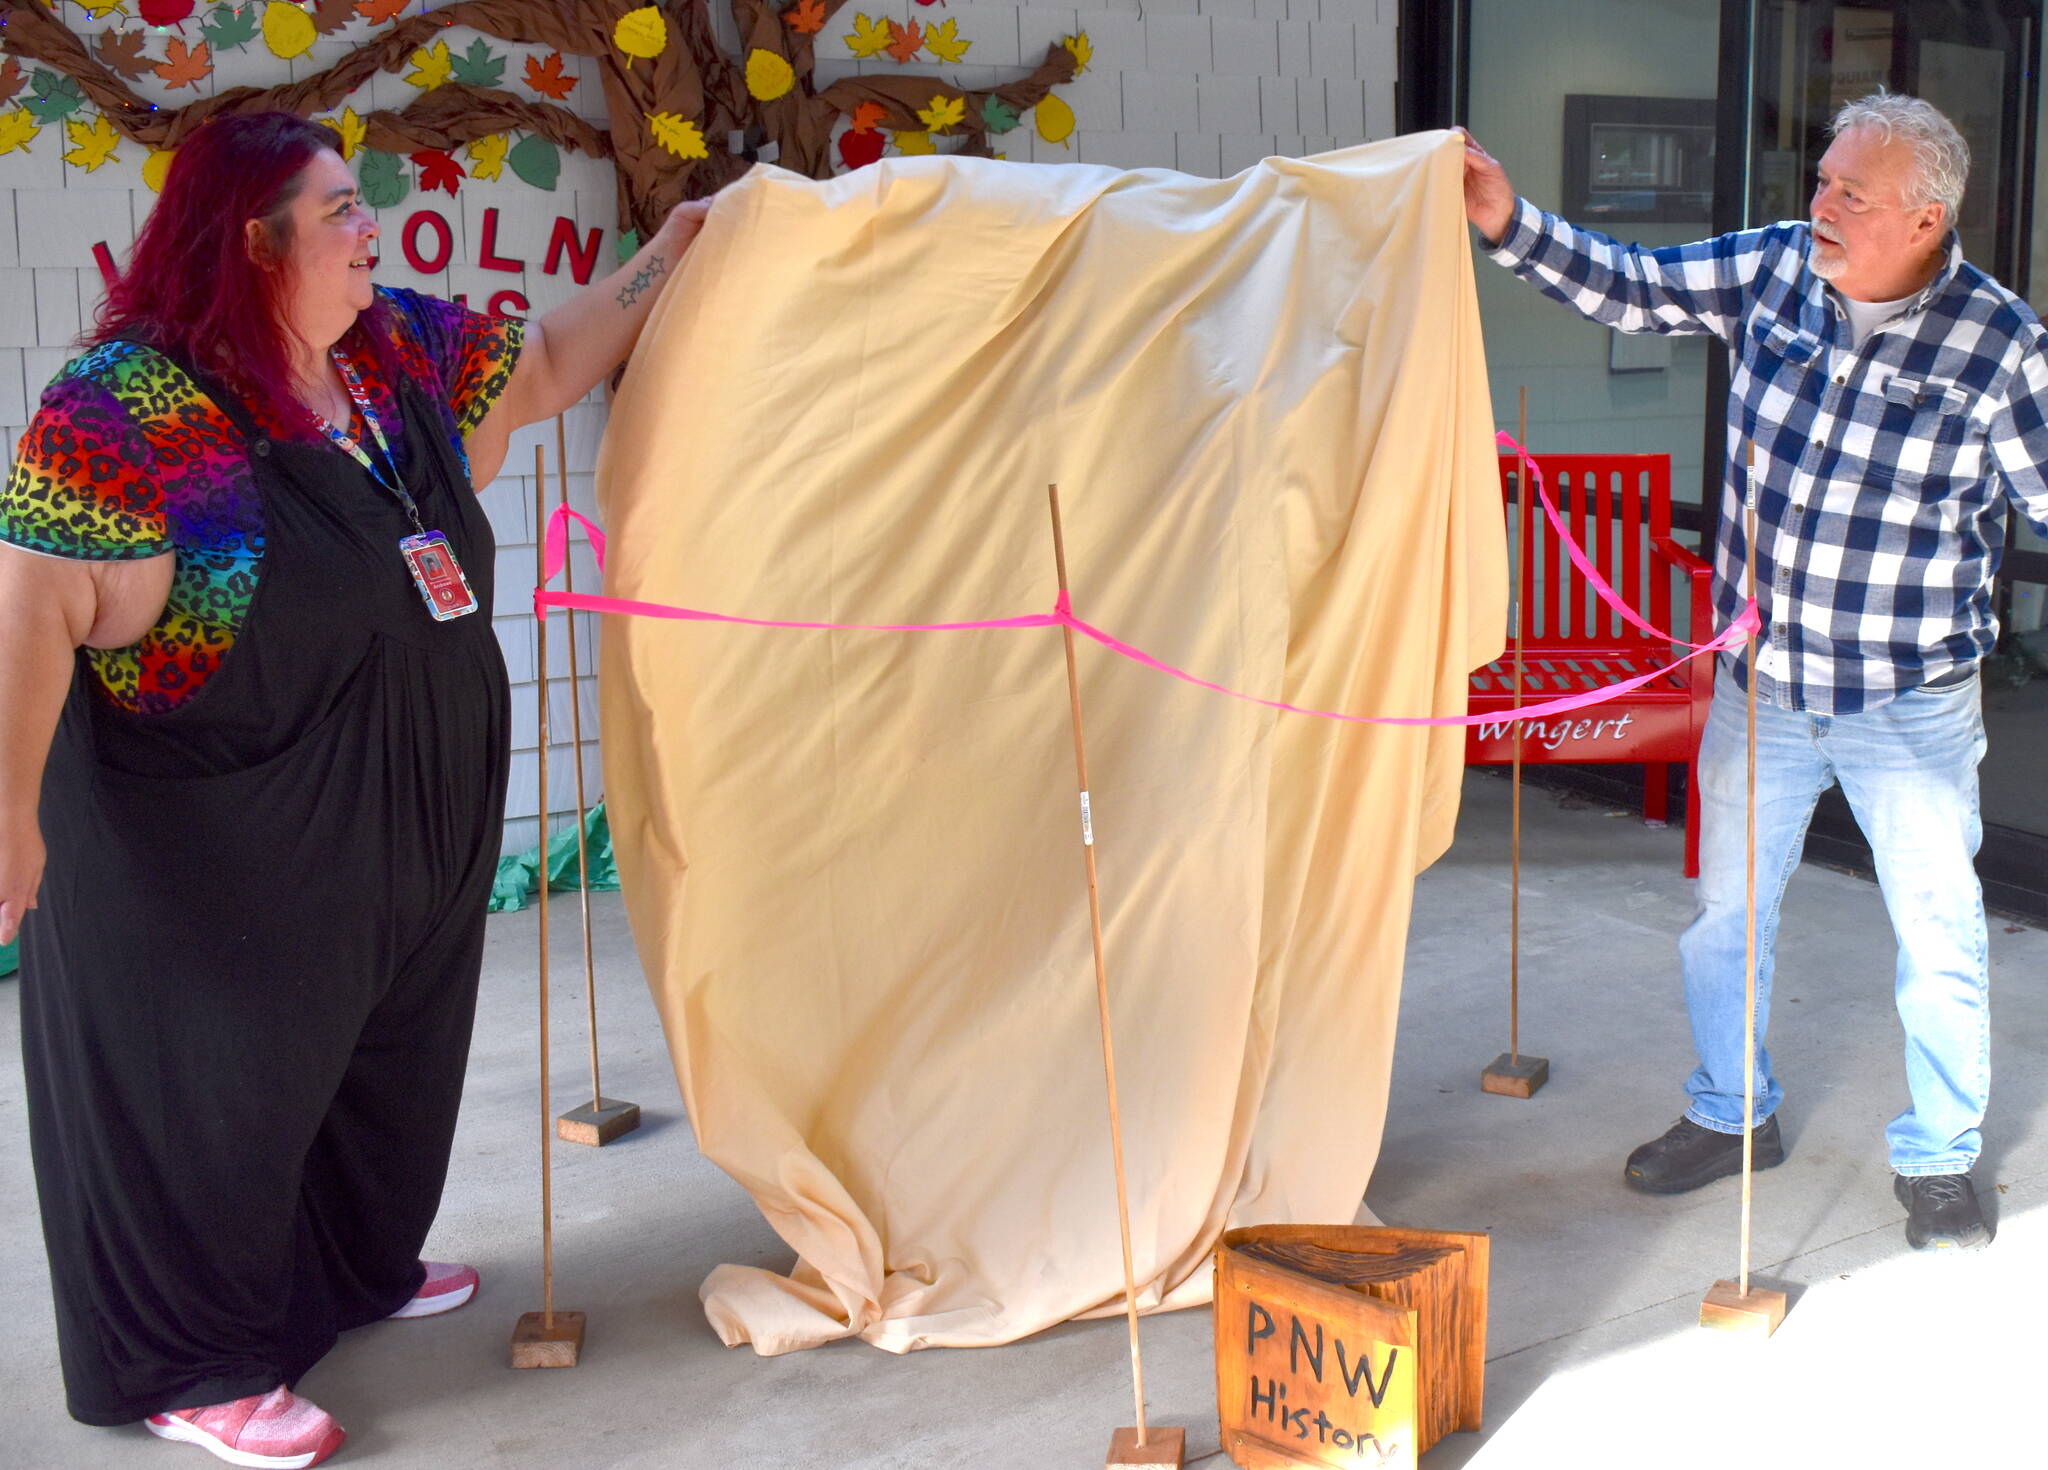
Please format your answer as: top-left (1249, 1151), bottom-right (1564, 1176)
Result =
top-left (0, 111), bottom-right (707, 1467)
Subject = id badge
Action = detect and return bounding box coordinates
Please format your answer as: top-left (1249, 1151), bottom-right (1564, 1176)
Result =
top-left (398, 530), bottom-right (479, 621)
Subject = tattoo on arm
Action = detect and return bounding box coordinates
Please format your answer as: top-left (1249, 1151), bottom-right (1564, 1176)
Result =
top-left (615, 253), bottom-right (669, 310)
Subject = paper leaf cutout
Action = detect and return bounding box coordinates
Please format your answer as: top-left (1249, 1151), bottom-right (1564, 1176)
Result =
top-left (1062, 33), bottom-right (1092, 74)
top-left (262, 0), bottom-right (318, 59)
top-left (76, 0), bottom-right (131, 18)
top-left (24, 70), bottom-right (86, 126)
top-left (466, 132), bottom-right (508, 182)
top-left (615, 228), bottom-right (639, 264)
top-left (848, 100), bottom-right (887, 134)
top-left (357, 147), bottom-right (409, 208)
top-left (0, 60), bottom-right (22, 109)
top-left (449, 36), bottom-right (505, 89)
top-left (143, 148), bottom-right (176, 193)
top-left (924, 18), bottom-right (970, 63)
top-left (523, 52), bottom-right (576, 101)
top-left (838, 127), bottom-right (885, 170)
top-left (614, 6), bottom-right (668, 61)
top-left (405, 40), bottom-right (452, 90)
top-left (648, 111), bottom-right (708, 161)
top-left (0, 109), bottom-right (41, 157)
top-left (200, 2), bottom-right (261, 51)
top-left (411, 148), bottom-right (464, 196)
top-left (845, 14), bottom-right (892, 60)
top-left (884, 20), bottom-right (924, 64)
top-left (507, 132), bottom-right (560, 189)
top-left (917, 93), bottom-right (965, 133)
top-left (892, 130), bottom-right (935, 156)
top-left (745, 49), bottom-right (795, 103)
top-left (783, 0), bottom-right (826, 35)
top-left (324, 103), bottom-right (365, 160)
top-left (311, 0), bottom-right (355, 33)
top-left (63, 112), bottom-right (121, 173)
top-left (139, 1), bottom-right (195, 22)
top-left (1035, 93), bottom-right (1075, 147)
top-left (354, 0), bottom-right (411, 21)
top-left (980, 95), bottom-right (1019, 134)
top-left (154, 38), bottom-right (213, 90)
top-left (95, 29), bottom-right (158, 83)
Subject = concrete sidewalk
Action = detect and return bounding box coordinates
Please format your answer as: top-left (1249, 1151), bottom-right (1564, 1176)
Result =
top-left (3, 769), bottom-right (2043, 1469)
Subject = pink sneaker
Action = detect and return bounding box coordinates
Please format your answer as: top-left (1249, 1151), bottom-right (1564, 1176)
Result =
top-left (388, 1259), bottom-right (479, 1319)
top-left (144, 1386), bottom-right (345, 1468)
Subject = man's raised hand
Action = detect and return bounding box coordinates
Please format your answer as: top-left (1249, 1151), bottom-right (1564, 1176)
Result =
top-left (1457, 128), bottom-right (1517, 246)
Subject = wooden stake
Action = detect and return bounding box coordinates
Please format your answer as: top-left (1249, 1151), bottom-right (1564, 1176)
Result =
top-left (1701, 441), bottom-right (1786, 1336)
top-left (1741, 453), bottom-right (1757, 1296)
top-left (551, 415), bottom-right (641, 1148)
top-left (514, 443), bottom-right (586, 1368)
top-left (1046, 486), bottom-right (1183, 1470)
top-left (1484, 389), bottom-right (1547, 1100)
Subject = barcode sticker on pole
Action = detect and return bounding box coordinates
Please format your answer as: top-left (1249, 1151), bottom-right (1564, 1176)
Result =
top-left (1079, 791), bottom-right (1094, 846)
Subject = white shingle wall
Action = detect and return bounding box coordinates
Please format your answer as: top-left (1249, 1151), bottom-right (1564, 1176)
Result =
top-left (3, 1), bottom-right (1397, 854)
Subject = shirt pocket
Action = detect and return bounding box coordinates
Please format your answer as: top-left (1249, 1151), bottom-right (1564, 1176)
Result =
top-left (1869, 376), bottom-right (1974, 490)
top-left (1745, 315), bottom-right (1825, 371)
top-left (1881, 376), bottom-right (1969, 416)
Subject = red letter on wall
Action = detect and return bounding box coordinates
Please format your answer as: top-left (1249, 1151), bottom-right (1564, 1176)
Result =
top-left (91, 241), bottom-right (119, 289)
top-left (487, 289), bottom-right (529, 319)
top-left (543, 216), bottom-right (602, 285)
top-left (402, 210), bottom-right (454, 274)
top-left (478, 208), bottom-right (525, 274)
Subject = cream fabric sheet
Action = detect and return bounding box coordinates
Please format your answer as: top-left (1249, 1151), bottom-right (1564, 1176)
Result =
top-left (596, 130), bottom-right (1504, 1355)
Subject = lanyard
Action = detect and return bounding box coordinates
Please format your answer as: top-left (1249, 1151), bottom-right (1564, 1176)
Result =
top-left (307, 349), bottom-right (427, 536)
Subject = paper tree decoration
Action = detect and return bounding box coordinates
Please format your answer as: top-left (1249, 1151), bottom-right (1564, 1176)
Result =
top-left (0, 0), bottom-right (1080, 241)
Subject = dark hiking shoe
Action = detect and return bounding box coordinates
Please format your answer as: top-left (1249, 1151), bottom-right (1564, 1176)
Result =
top-left (1624, 1114), bottom-right (1785, 1194)
top-left (1893, 1172), bottom-right (1991, 1251)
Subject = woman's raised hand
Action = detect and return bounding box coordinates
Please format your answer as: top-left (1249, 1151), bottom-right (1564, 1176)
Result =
top-left (654, 198), bottom-right (713, 255)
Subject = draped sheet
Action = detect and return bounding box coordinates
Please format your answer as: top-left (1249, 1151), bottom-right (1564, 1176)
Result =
top-left (595, 131), bottom-right (1505, 1354)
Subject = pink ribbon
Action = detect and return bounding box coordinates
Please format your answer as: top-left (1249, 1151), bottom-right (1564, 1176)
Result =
top-left (537, 505), bottom-right (1062, 635)
top-left (535, 441), bottom-right (1757, 729)
top-left (1056, 594), bottom-right (1748, 728)
top-left (1497, 431), bottom-right (1724, 649)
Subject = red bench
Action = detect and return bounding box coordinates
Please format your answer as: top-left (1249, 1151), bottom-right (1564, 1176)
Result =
top-left (1465, 452), bottom-right (1715, 877)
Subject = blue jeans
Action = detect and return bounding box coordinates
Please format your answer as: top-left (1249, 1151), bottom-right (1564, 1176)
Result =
top-left (1678, 667), bottom-right (1989, 1175)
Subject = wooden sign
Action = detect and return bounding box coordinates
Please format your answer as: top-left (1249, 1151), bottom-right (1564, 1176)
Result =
top-left (1215, 1226), bottom-right (1489, 1469)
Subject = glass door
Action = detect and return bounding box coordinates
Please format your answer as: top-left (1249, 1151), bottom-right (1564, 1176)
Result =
top-left (1462, 0), bottom-right (1727, 502)
top-left (1748, 1), bottom-right (2032, 282)
top-left (1405, 0), bottom-right (2047, 912)
top-left (1744, 0), bottom-right (2048, 915)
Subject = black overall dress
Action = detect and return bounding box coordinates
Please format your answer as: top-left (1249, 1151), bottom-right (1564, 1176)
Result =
top-left (19, 357), bottom-right (510, 1425)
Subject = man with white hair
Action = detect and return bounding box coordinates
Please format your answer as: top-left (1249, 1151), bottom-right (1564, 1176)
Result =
top-left (1462, 93), bottom-right (2048, 1251)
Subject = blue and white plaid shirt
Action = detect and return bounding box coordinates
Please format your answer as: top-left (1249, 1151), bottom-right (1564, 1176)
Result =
top-left (1488, 197), bottom-right (2048, 715)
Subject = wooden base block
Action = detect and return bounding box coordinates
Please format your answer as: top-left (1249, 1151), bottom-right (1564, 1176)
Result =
top-left (1698, 1280), bottom-right (1787, 1336)
top-left (1106, 1426), bottom-right (1185, 1467)
top-left (556, 1097), bottom-right (642, 1146)
top-left (510, 1309), bottom-right (586, 1368)
top-left (1480, 1053), bottom-right (1549, 1098)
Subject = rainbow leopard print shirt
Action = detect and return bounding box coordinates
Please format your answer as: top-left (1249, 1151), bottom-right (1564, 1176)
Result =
top-left (0, 289), bottom-right (522, 714)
